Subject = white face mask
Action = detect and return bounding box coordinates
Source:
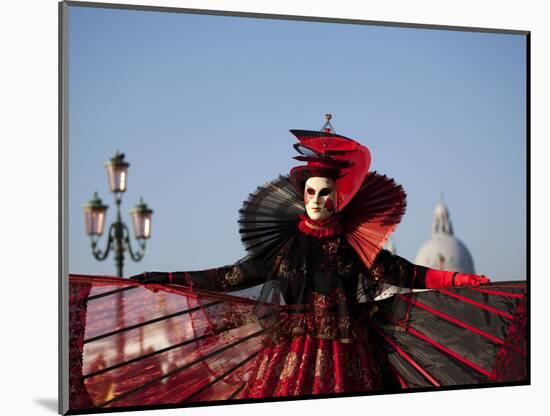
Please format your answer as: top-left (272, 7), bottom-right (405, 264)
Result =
top-left (304, 177), bottom-right (336, 221)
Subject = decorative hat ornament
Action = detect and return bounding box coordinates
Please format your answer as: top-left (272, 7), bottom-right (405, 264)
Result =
top-left (289, 114), bottom-right (372, 212)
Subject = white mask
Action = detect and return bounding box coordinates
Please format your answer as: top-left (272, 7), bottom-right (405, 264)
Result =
top-left (304, 177), bottom-right (336, 221)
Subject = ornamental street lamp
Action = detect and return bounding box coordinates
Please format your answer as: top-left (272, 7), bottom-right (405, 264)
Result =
top-left (84, 151), bottom-right (153, 277)
top-left (131, 198), bottom-right (153, 239)
top-left (83, 192), bottom-right (108, 237)
top-left (105, 151), bottom-right (129, 193)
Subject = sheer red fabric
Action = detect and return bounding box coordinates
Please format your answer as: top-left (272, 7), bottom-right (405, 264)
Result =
top-left (69, 275), bottom-right (265, 409)
top-left (68, 274), bottom-right (527, 412)
top-left (69, 274), bottom-right (388, 410)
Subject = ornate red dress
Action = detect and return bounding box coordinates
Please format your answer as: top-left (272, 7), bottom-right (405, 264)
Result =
top-left (228, 222), bottom-right (387, 397)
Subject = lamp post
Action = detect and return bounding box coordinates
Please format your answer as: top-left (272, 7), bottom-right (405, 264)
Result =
top-left (83, 151), bottom-right (153, 277)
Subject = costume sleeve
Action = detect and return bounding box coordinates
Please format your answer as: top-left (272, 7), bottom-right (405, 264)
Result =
top-left (369, 249), bottom-right (490, 289)
top-left (133, 257), bottom-right (269, 292)
top-left (369, 249), bottom-right (429, 289)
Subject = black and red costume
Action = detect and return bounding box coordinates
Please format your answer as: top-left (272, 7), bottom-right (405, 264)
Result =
top-left (67, 129), bottom-right (527, 411)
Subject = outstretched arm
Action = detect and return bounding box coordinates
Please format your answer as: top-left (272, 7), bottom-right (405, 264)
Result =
top-left (370, 249), bottom-right (490, 289)
top-left (131, 256), bottom-right (268, 292)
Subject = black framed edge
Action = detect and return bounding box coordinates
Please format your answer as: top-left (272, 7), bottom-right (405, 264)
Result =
top-left (525, 31), bottom-right (531, 387)
top-left (63, 380), bottom-right (530, 416)
top-left (59, 1), bottom-right (70, 415)
top-left (58, 1), bottom-right (532, 414)
top-left (62, 0), bottom-right (530, 35)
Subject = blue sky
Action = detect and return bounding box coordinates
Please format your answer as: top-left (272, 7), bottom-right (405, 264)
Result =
top-left (68, 6), bottom-right (526, 280)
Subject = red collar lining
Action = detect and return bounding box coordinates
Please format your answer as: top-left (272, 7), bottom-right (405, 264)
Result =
top-left (298, 215), bottom-right (343, 238)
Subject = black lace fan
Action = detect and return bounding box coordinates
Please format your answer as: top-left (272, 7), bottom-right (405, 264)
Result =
top-left (238, 176), bottom-right (304, 266)
top-left (370, 281), bottom-right (527, 387)
top-left (238, 172), bottom-right (407, 270)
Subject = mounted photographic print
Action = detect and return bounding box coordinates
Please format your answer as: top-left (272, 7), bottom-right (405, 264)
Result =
top-left (59, 1), bottom-right (529, 414)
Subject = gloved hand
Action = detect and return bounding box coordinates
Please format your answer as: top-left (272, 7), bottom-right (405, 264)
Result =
top-left (425, 269), bottom-right (490, 289)
top-left (454, 273), bottom-right (490, 286)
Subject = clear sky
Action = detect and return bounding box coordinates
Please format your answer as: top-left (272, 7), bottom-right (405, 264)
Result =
top-left (68, 5), bottom-right (526, 280)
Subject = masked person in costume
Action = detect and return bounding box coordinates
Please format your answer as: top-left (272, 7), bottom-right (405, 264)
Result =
top-left (68, 117), bottom-right (526, 410)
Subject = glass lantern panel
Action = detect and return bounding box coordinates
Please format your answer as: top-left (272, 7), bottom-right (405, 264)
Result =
top-left (107, 165), bottom-right (128, 193)
top-left (84, 209), bottom-right (106, 236)
top-left (132, 212), bottom-right (152, 239)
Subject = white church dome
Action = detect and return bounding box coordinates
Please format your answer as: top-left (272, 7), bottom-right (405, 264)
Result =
top-left (414, 200), bottom-right (475, 273)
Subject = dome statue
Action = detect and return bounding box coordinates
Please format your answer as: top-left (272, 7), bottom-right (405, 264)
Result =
top-left (414, 198), bottom-right (475, 273)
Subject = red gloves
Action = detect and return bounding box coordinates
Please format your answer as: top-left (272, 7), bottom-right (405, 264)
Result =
top-left (425, 269), bottom-right (490, 289)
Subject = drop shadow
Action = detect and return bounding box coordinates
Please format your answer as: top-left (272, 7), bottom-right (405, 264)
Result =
top-left (34, 398), bottom-right (58, 413)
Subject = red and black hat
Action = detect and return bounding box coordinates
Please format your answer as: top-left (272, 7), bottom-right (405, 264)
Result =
top-left (289, 129), bottom-right (371, 212)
